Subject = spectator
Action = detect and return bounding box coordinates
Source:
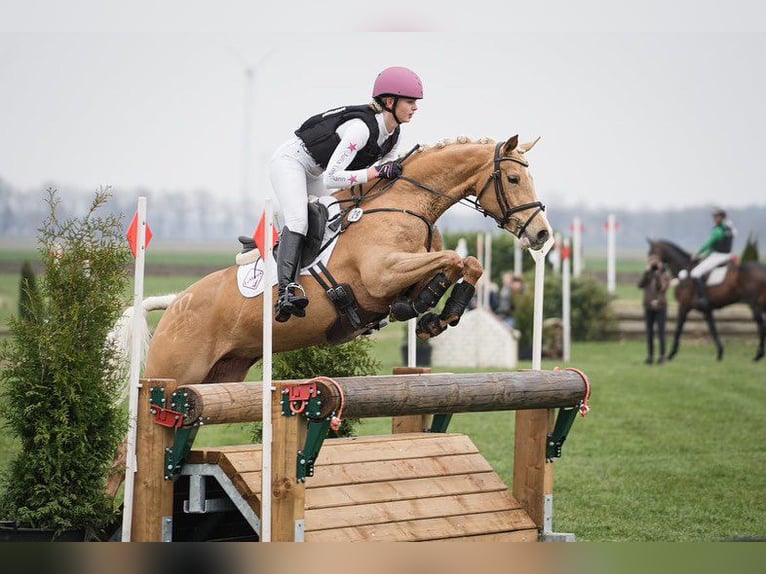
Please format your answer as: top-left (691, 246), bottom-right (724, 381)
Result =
top-left (638, 254), bottom-right (671, 364)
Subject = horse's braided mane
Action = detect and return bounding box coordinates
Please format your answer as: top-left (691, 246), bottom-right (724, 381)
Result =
top-left (416, 136), bottom-right (496, 152)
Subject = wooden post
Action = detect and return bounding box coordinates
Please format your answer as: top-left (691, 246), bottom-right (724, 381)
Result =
top-left (512, 408), bottom-right (555, 531)
top-left (270, 383), bottom-right (307, 541)
top-left (391, 367), bottom-right (432, 433)
top-left (131, 378), bottom-right (178, 542)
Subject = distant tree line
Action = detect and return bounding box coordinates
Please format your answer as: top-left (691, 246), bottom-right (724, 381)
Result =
top-left (1, 177), bottom-right (764, 257)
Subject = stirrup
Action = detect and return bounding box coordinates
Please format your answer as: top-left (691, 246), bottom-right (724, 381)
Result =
top-left (274, 283), bottom-right (309, 322)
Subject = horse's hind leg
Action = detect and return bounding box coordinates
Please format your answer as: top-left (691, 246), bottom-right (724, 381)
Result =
top-left (703, 309), bottom-right (724, 361)
top-left (751, 305), bottom-right (765, 361)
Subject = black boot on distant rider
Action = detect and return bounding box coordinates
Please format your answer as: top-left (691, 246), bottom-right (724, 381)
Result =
top-left (275, 228), bottom-right (309, 322)
top-left (693, 277), bottom-right (709, 310)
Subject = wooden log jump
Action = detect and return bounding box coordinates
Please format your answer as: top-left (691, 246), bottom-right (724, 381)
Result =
top-left (130, 369), bottom-right (590, 542)
top-left (176, 369), bottom-right (588, 427)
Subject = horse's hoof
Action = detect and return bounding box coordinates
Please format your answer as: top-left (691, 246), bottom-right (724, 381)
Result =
top-left (755, 353), bottom-right (765, 362)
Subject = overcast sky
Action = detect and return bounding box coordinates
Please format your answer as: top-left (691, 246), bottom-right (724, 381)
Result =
top-left (2, 1), bottom-right (766, 216)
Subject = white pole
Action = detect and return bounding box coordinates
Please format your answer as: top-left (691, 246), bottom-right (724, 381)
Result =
top-left (407, 319), bottom-right (417, 367)
top-left (121, 196), bottom-right (148, 542)
top-left (607, 214), bottom-right (616, 295)
top-left (261, 199), bottom-right (274, 542)
top-left (572, 216), bottom-right (582, 278)
top-left (530, 237), bottom-right (554, 371)
top-left (484, 232), bottom-right (493, 309)
top-left (476, 233), bottom-right (484, 309)
top-left (514, 236), bottom-right (523, 277)
top-left (562, 237), bottom-right (571, 362)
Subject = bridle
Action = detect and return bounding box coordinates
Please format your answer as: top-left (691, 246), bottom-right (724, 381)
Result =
top-left (472, 141), bottom-right (546, 236)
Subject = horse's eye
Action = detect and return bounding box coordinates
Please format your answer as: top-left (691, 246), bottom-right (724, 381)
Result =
top-left (507, 175), bottom-right (520, 185)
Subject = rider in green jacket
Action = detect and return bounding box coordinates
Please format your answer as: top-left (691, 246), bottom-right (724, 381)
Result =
top-left (690, 208), bottom-right (735, 309)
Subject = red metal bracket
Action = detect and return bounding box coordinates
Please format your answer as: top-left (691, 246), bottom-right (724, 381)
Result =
top-left (283, 382), bottom-right (319, 415)
top-left (150, 406), bottom-right (184, 429)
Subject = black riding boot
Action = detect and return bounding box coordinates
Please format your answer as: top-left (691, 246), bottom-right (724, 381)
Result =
top-left (693, 277), bottom-right (709, 310)
top-left (274, 228), bottom-right (309, 322)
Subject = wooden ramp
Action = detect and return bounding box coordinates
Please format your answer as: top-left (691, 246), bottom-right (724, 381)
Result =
top-left (186, 433), bottom-right (538, 542)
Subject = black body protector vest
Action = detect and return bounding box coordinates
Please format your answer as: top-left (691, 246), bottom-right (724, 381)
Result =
top-left (295, 105), bottom-right (400, 170)
top-left (712, 222), bottom-right (734, 253)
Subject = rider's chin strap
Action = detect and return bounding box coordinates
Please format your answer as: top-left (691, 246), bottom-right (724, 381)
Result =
top-left (378, 96), bottom-right (403, 125)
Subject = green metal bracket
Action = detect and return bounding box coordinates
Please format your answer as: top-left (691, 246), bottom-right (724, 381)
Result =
top-left (165, 426), bottom-right (199, 480)
top-left (280, 382), bottom-right (324, 419)
top-left (546, 407), bottom-right (579, 461)
top-left (430, 413), bottom-right (453, 433)
top-left (296, 419), bottom-right (331, 482)
top-left (148, 386), bottom-right (198, 480)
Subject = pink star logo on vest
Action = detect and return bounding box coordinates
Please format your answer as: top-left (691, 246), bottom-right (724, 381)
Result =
top-left (349, 175), bottom-right (358, 184)
top-left (347, 143), bottom-right (357, 152)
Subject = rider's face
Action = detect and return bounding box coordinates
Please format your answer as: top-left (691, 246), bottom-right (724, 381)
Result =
top-left (393, 98), bottom-right (419, 123)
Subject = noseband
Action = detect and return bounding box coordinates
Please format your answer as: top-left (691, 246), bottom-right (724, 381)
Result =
top-left (473, 142), bottom-right (545, 237)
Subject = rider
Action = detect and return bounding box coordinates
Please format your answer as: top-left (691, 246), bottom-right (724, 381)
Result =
top-left (690, 207), bottom-right (735, 308)
top-left (269, 66), bottom-right (423, 322)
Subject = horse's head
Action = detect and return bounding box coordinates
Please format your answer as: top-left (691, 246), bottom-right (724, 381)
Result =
top-left (474, 135), bottom-right (551, 250)
top-left (647, 238), bottom-right (692, 277)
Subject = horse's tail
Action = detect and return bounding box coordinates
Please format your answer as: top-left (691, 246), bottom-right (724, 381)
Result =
top-left (109, 294), bottom-right (177, 405)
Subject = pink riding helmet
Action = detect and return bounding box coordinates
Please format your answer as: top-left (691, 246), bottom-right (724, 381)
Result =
top-left (372, 66), bottom-right (424, 99)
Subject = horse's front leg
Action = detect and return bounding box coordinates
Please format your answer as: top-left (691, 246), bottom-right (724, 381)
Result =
top-left (415, 256), bottom-right (483, 339)
top-left (668, 306), bottom-right (689, 360)
top-left (361, 249), bottom-right (466, 302)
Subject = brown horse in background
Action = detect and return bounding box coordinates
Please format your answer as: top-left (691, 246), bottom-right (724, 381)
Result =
top-left (647, 238), bottom-right (766, 361)
top-left (126, 135), bottom-right (551, 386)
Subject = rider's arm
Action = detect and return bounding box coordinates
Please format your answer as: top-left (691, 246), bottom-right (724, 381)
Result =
top-left (697, 227), bottom-right (725, 256)
top-left (323, 119), bottom-right (377, 189)
top-left (376, 139), bottom-right (401, 165)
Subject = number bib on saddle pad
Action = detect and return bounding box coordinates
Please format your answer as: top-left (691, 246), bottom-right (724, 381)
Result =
top-left (236, 196), bottom-right (342, 299)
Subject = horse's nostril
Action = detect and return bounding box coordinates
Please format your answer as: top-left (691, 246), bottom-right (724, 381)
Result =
top-left (537, 229), bottom-right (549, 244)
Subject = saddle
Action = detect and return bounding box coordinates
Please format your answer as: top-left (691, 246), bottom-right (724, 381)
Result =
top-left (236, 201), bottom-right (340, 265)
top-left (236, 201), bottom-right (385, 342)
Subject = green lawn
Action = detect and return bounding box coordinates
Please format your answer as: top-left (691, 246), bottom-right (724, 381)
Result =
top-left (187, 331), bottom-right (766, 542)
top-left (1, 248), bottom-right (764, 542)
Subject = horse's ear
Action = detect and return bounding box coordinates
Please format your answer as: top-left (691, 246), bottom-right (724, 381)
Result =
top-left (502, 135), bottom-right (519, 154)
top-left (518, 136), bottom-right (541, 154)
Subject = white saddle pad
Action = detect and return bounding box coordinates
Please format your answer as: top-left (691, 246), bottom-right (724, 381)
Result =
top-left (236, 196), bottom-right (341, 298)
top-left (706, 265), bottom-right (728, 286)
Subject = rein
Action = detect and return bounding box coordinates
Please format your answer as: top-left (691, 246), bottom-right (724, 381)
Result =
top-left (323, 139), bottom-right (545, 253)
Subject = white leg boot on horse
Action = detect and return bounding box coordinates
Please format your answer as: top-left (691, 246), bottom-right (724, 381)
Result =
top-left (275, 228), bottom-right (309, 322)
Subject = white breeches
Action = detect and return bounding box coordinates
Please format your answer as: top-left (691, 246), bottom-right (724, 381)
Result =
top-left (690, 252), bottom-right (731, 278)
top-left (269, 137), bottom-right (328, 236)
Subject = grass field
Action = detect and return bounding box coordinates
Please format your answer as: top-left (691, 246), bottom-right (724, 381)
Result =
top-left (190, 331), bottom-right (766, 542)
top-left (1, 247), bottom-right (764, 542)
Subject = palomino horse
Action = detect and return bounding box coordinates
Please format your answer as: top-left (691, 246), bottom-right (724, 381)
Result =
top-left (136, 136), bottom-right (550, 386)
top-left (647, 239), bottom-right (766, 361)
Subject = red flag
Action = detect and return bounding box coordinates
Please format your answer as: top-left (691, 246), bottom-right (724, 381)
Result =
top-left (126, 212), bottom-right (153, 258)
top-left (254, 210), bottom-right (279, 260)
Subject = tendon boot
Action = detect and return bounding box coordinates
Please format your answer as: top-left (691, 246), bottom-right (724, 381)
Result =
top-left (693, 277), bottom-right (709, 310)
top-left (274, 228), bottom-right (309, 322)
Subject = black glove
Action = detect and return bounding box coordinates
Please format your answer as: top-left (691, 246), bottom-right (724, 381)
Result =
top-left (377, 160), bottom-right (403, 179)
